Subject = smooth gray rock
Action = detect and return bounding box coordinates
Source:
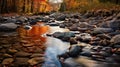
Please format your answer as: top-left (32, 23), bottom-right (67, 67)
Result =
top-left (0, 23), bottom-right (18, 32)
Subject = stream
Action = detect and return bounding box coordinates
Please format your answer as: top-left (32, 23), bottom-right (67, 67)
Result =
top-left (44, 25), bottom-right (120, 67)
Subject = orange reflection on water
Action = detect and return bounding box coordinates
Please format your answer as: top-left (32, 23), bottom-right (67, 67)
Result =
top-left (17, 22), bottom-right (49, 52)
top-left (28, 22), bottom-right (49, 37)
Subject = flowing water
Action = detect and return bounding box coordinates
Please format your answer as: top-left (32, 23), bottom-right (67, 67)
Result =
top-left (42, 26), bottom-right (70, 67)
top-left (43, 26), bottom-right (120, 67)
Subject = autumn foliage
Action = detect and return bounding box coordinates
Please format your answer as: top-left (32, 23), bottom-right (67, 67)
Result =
top-left (0, 0), bottom-right (51, 14)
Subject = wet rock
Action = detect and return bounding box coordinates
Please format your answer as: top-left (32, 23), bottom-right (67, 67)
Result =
top-left (53, 32), bottom-right (64, 39)
top-left (110, 34), bottom-right (120, 45)
top-left (47, 23), bottom-right (59, 26)
top-left (70, 31), bottom-right (80, 34)
top-left (69, 26), bottom-right (78, 31)
top-left (53, 32), bottom-right (75, 41)
top-left (76, 33), bottom-right (92, 43)
top-left (112, 54), bottom-right (120, 63)
top-left (91, 28), bottom-right (114, 35)
top-left (69, 38), bottom-right (78, 45)
top-left (116, 13), bottom-right (120, 19)
top-left (59, 24), bottom-right (65, 28)
top-left (2, 58), bottom-right (14, 65)
top-left (56, 15), bottom-right (66, 21)
top-left (79, 22), bottom-right (94, 28)
top-left (0, 49), bottom-right (6, 53)
top-left (17, 16), bottom-right (28, 22)
top-left (99, 51), bottom-right (112, 57)
top-left (30, 53), bottom-right (44, 58)
top-left (3, 54), bottom-right (13, 58)
top-left (7, 49), bottom-right (18, 54)
top-left (0, 23), bottom-right (18, 32)
top-left (15, 51), bottom-right (31, 57)
top-left (28, 57), bottom-right (44, 65)
top-left (32, 47), bottom-right (44, 53)
top-left (114, 48), bottom-right (120, 55)
top-left (109, 20), bottom-right (120, 30)
top-left (14, 58), bottom-right (29, 66)
top-left (83, 12), bottom-right (93, 18)
top-left (98, 39), bottom-right (110, 46)
top-left (69, 45), bottom-right (83, 58)
top-left (22, 43), bottom-right (34, 47)
top-left (96, 34), bottom-right (111, 39)
top-left (78, 28), bottom-right (89, 32)
top-left (2, 45), bottom-right (11, 48)
top-left (108, 30), bottom-right (120, 36)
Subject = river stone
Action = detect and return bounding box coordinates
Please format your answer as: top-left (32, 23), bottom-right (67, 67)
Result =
top-left (53, 32), bottom-right (75, 40)
top-left (64, 32), bottom-right (75, 37)
top-left (14, 58), bottom-right (29, 66)
top-left (110, 34), bottom-right (120, 44)
top-left (28, 57), bottom-right (44, 65)
top-left (112, 54), bottom-right (120, 63)
top-left (59, 24), bottom-right (65, 28)
top-left (69, 45), bottom-right (83, 57)
top-left (30, 53), bottom-right (44, 58)
top-left (69, 26), bottom-right (78, 31)
top-left (3, 54), bottom-right (13, 58)
top-left (22, 43), bottom-right (34, 47)
top-left (0, 23), bottom-right (18, 32)
top-left (2, 58), bottom-right (14, 65)
top-left (56, 15), bottom-right (66, 21)
top-left (109, 20), bottom-right (120, 30)
top-left (76, 33), bottom-right (92, 43)
top-left (47, 23), bottom-right (59, 26)
top-left (7, 49), bottom-right (18, 54)
top-left (2, 45), bottom-right (11, 48)
top-left (53, 32), bottom-right (64, 39)
top-left (15, 51), bottom-right (31, 57)
top-left (17, 16), bottom-right (28, 22)
top-left (96, 34), bottom-right (111, 39)
top-left (69, 38), bottom-right (78, 45)
top-left (91, 28), bottom-right (114, 35)
top-left (108, 31), bottom-right (120, 36)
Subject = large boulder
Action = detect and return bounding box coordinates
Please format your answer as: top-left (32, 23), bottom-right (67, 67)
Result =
top-left (0, 23), bottom-right (18, 32)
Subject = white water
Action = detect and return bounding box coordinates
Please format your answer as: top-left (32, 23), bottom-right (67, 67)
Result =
top-left (43, 26), bottom-right (70, 67)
